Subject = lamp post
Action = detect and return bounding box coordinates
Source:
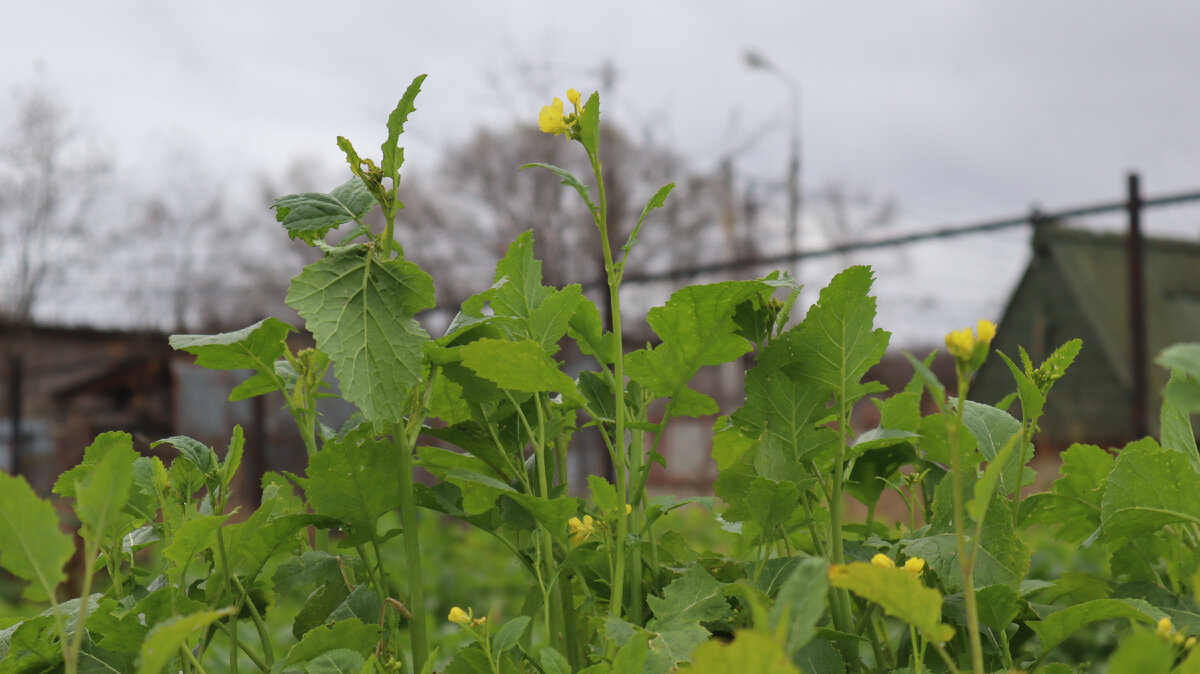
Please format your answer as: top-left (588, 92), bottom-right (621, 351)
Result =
top-left (744, 50), bottom-right (801, 277)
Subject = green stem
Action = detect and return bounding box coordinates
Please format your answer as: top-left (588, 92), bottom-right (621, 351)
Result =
top-left (588, 145), bottom-right (629, 627)
top-left (183, 645), bottom-right (211, 674)
top-left (829, 399), bottom-right (859, 671)
top-left (214, 529), bottom-right (239, 674)
top-left (950, 371), bottom-right (985, 674)
top-left (395, 425), bottom-right (428, 674)
top-left (230, 575), bottom-right (274, 668)
top-left (559, 573), bottom-right (582, 671)
top-left (629, 426), bottom-right (645, 626)
top-left (64, 543), bottom-right (98, 674)
top-left (532, 396), bottom-right (559, 648)
top-left (212, 618), bottom-right (270, 672)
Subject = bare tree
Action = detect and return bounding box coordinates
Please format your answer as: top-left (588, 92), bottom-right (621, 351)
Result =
top-left (0, 85), bottom-right (110, 325)
top-left (0, 84), bottom-right (110, 476)
top-left (809, 180), bottom-right (899, 262)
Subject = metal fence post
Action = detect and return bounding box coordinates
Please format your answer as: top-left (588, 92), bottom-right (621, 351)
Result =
top-left (1127, 172), bottom-right (1148, 439)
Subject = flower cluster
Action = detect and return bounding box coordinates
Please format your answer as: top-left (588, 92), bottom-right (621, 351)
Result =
top-left (944, 319), bottom-right (996, 374)
top-left (871, 554), bottom-right (926, 575)
top-left (538, 88), bottom-right (586, 139)
top-left (1155, 617), bottom-right (1197, 649)
top-left (568, 515), bottom-right (596, 545)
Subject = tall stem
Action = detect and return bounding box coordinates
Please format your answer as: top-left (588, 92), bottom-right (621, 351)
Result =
top-left (950, 371), bottom-right (985, 674)
top-left (829, 399), bottom-right (859, 671)
top-left (589, 148), bottom-right (629, 624)
top-left (395, 426), bottom-right (428, 673)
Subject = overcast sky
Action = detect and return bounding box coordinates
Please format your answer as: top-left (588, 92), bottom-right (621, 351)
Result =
top-left (3, 1), bottom-right (1199, 344)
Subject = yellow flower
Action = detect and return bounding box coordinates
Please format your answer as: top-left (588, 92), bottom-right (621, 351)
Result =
top-left (871, 553), bottom-right (895, 569)
top-left (569, 515), bottom-right (596, 545)
top-left (538, 97), bottom-right (568, 135)
top-left (1186, 636), bottom-right (1197, 649)
top-left (977, 319), bottom-right (996, 344)
top-left (625, 504), bottom-right (632, 515)
top-left (904, 557), bottom-right (926, 574)
top-left (448, 606), bottom-right (471, 626)
top-left (1157, 616), bottom-right (1174, 638)
top-left (945, 328), bottom-right (976, 360)
top-left (567, 88), bottom-right (582, 109)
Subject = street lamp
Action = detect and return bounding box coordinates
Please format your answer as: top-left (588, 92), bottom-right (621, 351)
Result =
top-left (743, 49), bottom-right (801, 277)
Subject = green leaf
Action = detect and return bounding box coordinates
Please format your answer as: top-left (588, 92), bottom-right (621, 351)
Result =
top-left (579, 92), bottom-right (600, 157)
top-left (588, 475), bottom-right (619, 515)
top-left (306, 648), bottom-right (366, 674)
top-left (568, 295), bottom-right (616, 365)
top-left (137, 608), bottom-right (235, 674)
top-left (786, 266), bottom-right (890, 401)
top-left (974, 584), bottom-right (1021, 632)
top-left (273, 179), bottom-right (376, 244)
top-left (169, 317), bottom-right (293, 372)
top-left (1157, 343), bottom-right (1200, 378)
top-left (961, 399), bottom-right (1030, 497)
top-left (1025, 598), bottom-right (1159, 655)
top-left (767, 557), bottom-right (828, 656)
top-left (528, 284), bottom-right (584, 354)
top-left (491, 615), bottom-right (531, 660)
top-left (283, 619), bottom-right (381, 666)
top-left (904, 472), bottom-right (1030, 591)
top-left (221, 425), bottom-right (244, 494)
top-left (151, 435), bottom-right (218, 477)
top-left (967, 431), bottom-right (1018, 523)
top-left (647, 565), bottom-right (731, 625)
top-left (731, 335), bottom-right (831, 463)
top-left (381, 74), bottom-right (426, 180)
top-left (1023, 443), bottom-right (1113, 541)
top-left (997, 350), bottom-right (1045, 422)
top-left (618, 183), bottom-right (676, 272)
top-left (746, 479), bottom-right (801, 533)
top-left (0, 472), bottom-right (73, 601)
top-left (626, 280), bottom-right (768, 416)
top-left (1101, 445), bottom-right (1200, 540)
top-left (286, 246), bottom-right (434, 421)
top-left (539, 647), bottom-right (571, 674)
top-left (458, 338), bottom-right (584, 406)
top-left (1108, 628), bottom-right (1175, 674)
top-left (1161, 370), bottom-right (1200, 471)
top-left (304, 428), bottom-right (401, 541)
top-left (228, 513), bottom-right (335, 582)
top-left (680, 630), bottom-right (799, 673)
top-left (161, 514), bottom-right (230, 580)
top-left (520, 163), bottom-right (594, 212)
top-left (829, 562), bottom-right (953, 642)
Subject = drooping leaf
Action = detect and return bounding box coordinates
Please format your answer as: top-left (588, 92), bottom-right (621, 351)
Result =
top-left (785, 266), bottom-right (890, 402)
top-left (273, 179), bottom-right (376, 244)
top-left (1101, 445), bottom-right (1200, 541)
top-left (0, 472), bottom-right (73, 601)
top-left (491, 616), bottom-right (531, 660)
top-left (618, 183), bottom-right (676, 272)
top-left (151, 435), bottom-right (218, 477)
top-left (827, 562), bottom-right (953, 642)
top-left (286, 245), bottom-right (435, 421)
top-left (519, 163), bottom-right (594, 213)
top-left (136, 608), bottom-right (235, 674)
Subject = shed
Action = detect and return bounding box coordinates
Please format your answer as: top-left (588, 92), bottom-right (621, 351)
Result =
top-left (972, 225), bottom-right (1200, 448)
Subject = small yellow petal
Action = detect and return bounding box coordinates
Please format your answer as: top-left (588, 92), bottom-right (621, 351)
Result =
top-left (977, 319), bottom-right (996, 344)
top-left (871, 553), bottom-right (895, 569)
top-left (1186, 636), bottom-right (1197, 649)
top-left (945, 328), bottom-right (976, 360)
top-left (567, 88), bottom-right (581, 107)
top-left (1157, 616), bottom-right (1174, 637)
top-left (904, 557), bottom-right (926, 574)
top-left (538, 98), bottom-right (568, 134)
top-left (625, 504), bottom-right (632, 515)
top-left (448, 606), bottom-right (471, 626)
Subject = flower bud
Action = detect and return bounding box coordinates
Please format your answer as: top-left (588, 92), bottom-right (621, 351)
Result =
top-left (871, 553), bottom-right (895, 569)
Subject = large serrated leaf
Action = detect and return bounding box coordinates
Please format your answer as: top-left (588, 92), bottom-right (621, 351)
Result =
top-left (785, 266), bottom-right (889, 400)
top-left (647, 565), bottom-right (731, 625)
top-left (286, 246), bottom-right (435, 421)
top-left (273, 178), bottom-right (375, 244)
top-left (0, 472), bottom-right (74, 601)
top-left (283, 619), bottom-right (381, 666)
top-left (1101, 445), bottom-right (1200, 540)
top-left (304, 428), bottom-right (401, 542)
top-left (681, 630), bottom-right (800, 673)
top-left (625, 280), bottom-right (767, 417)
top-left (1025, 598), bottom-right (1160, 655)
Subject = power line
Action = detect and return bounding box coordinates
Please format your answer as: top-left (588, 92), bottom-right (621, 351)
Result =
top-left (607, 186), bottom-right (1200, 287)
